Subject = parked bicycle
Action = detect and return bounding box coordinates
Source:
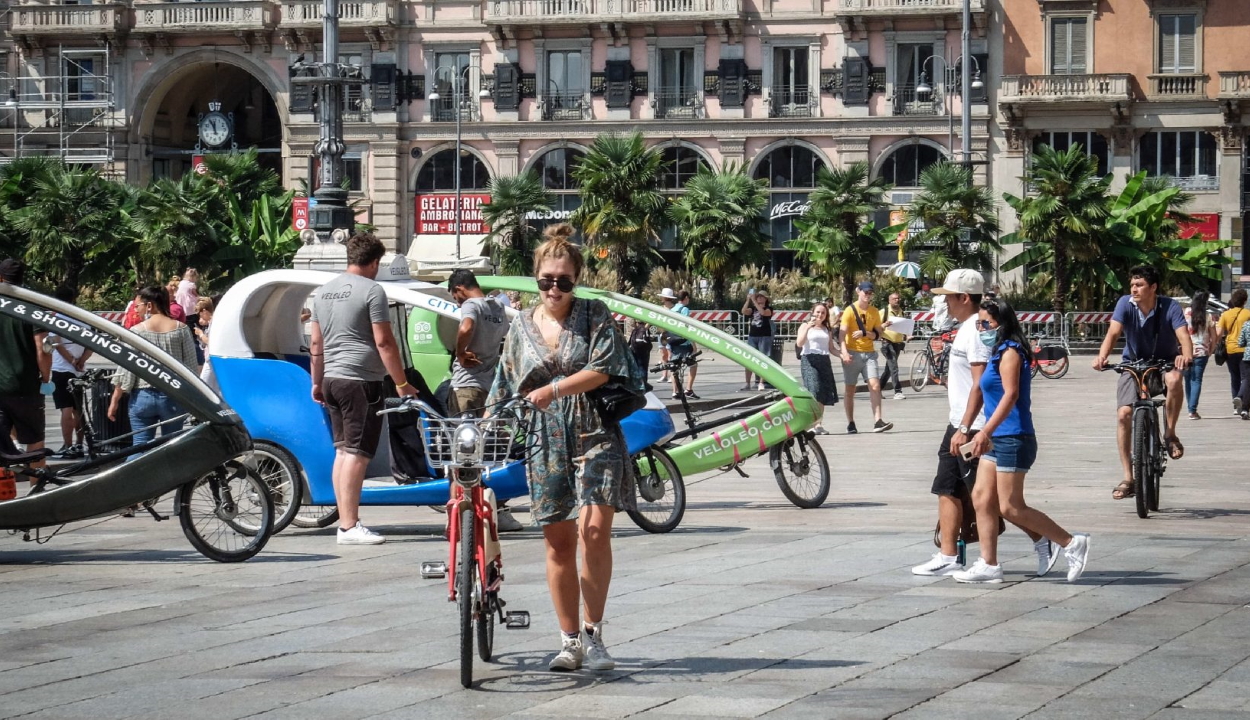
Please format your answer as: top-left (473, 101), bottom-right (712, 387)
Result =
top-left (910, 330), bottom-right (954, 392)
top-left (399, 396), bottom-right (534, 689)
top-left (1104, 359), bottom-right (1174, 519)
top-left (653, 351), bottom-right (830, 509)
top-left (1030, 329), bottom-right (1071, 379)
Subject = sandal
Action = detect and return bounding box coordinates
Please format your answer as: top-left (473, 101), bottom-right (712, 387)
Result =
top-left (1112, 480), bottom-right (1135, 500)
top-left (1165, 435), bottom-right (1185, 460)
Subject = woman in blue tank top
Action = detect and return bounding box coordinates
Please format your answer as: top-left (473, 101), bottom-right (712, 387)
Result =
top-left (952, 298), bottom-right (1091, 585)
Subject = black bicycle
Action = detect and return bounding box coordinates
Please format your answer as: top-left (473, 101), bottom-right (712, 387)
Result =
top-left (910, 330), bottom-right (954, 392)
top-left (1106, 359), bottom-right (1174, 518)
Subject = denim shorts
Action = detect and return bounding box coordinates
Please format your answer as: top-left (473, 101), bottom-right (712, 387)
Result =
top-left (983, 433), bottom-right (1038, 473)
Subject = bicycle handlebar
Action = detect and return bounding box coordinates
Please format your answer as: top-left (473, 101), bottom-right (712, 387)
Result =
top-left (378, 394), bottom-right (542, 420)
top-left (1102, 359), bottom-right (1176, 373)
top-left (650, 350), bottom-right (702, 374)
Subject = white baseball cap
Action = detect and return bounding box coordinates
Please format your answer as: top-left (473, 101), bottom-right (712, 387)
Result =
top-left (658, 287), bottom-right (678, 300)
top-left (932, 269), bottom-right (986, 296)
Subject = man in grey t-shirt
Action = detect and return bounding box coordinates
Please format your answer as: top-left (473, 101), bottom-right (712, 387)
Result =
top-left (449, 268), bottom-right (511, 417)
top-left (310, 232), bottom-right (416, 546)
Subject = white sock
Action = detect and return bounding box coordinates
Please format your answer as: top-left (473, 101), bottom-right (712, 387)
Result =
top-left (940, 553), bottom-right (958, 563)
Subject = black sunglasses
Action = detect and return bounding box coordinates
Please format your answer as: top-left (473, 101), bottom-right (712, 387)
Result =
top-left (537, 276), bottom-right (575, 293)
top-left (976, 319), bottom-right (994, 331)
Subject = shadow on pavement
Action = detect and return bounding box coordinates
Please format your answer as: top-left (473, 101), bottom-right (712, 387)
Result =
top-left (0, 547), bottom-right (339, 564)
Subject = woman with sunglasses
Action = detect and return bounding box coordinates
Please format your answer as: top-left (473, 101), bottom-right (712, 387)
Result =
top-left (796, 303), bottom-right (840, 434)
top-left (953, 298), bottom-right (1090, 584)
top-left (488, 223), bottom-right (644, 673)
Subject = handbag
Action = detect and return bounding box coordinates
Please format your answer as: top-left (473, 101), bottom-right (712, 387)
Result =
top-left (580, 300), bottom-right (647, 425)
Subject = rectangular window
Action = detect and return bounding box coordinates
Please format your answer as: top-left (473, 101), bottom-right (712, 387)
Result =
top-left (344, 155), bottom-right (363, 193)
top-left (432, 51), bottom-right (470, 122)
top-left (547, 50), bottom-right (583, 95)
top-left (65, 57), bottom-right (96, 101)
top-left (1139, 130), bottom-right (1217, 189)
top-left (340, 54), bottom-right (365, 120)
top-left (893, 43), bottom-right (936, 116)
top-left (1158, 14), bottom-right (1197, 74)
top-left (771, 47), bottom-right (810, 117)
top-left (658, 48), bottom-right (697, 118)
top-left (1033, 131), bottom-right (1109, 176)
top-left (1050, 17), bottom-right (1088, 75)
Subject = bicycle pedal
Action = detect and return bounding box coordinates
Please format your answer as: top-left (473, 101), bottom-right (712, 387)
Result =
top-left (420, 561), bottom-right (447, 579)
top-left (504, 611), bottom-right (530, 629)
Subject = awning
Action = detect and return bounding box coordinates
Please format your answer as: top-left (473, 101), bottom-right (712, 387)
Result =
top-left (407, 234), bottom-right (492, 280)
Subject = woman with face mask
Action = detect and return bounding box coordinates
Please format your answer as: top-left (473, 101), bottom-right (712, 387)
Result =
top-left (952, 298), bottom-right (1090, 585)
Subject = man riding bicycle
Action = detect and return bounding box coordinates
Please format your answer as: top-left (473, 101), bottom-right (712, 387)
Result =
top-left (1091, 265), bottom-right (1192, 501)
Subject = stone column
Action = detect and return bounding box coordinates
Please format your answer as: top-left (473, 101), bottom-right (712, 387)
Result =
top-left (837, 135), bottom-right (869, 167)
top-left (495, 140), bottom-right (520, 176)
top-left (371, 141), bottom-right (403, 251)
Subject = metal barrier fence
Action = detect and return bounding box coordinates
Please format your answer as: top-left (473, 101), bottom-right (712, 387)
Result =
top-left (1064, 312), bottom-right (1116, 352)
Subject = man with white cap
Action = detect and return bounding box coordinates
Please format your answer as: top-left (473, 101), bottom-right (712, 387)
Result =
top-left (912, 269), bottom-right (1058, 578)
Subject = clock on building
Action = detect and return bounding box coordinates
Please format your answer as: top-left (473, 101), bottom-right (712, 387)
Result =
top-left (197, 102), bottom-right (233, 148)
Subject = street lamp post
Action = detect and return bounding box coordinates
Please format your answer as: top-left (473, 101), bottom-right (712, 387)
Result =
top-left (427, 65), bottom-right (488, 261)
top-left (1, 73), bottom-right (18, 159)
top-left (916, 53), bottom-right (983, 164)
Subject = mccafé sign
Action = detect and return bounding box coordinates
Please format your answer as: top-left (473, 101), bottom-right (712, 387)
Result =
top-left (416, 194), bottom-right (490, 234)
top-left (769, 198), bottom-right (811, 221)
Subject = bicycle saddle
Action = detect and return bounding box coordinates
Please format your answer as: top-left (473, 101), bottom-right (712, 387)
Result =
top-left (0, 447), bottom-right (52, 468)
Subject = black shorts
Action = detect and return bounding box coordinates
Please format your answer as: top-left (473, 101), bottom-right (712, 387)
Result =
top-left (0, 394), bottom-right (45, 445)
top-left (322, 377), bottom-right (386, 458)
top-left (52, 371), bottom-right (78, 410)
top-left (932, 423), bottom-right (978, 497)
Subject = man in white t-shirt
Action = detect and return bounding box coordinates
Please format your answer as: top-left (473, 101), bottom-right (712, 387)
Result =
top-left (910, 270), bottom-right (1057, 577)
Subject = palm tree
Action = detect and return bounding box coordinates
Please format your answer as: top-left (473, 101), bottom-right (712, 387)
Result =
top-left (129, 174), bottom-right (219, 279)
top-left (668, 164), bottom-right (769, 307)
top-left (480, 172), bottom-right (553, 276)
top-left (785, 161), bottom-right (892, 304)
top-left (904, 162), bottom-right (1001, 280)
top-left (570, 132), bottom-right (667, 294)
top-left (1001, 144), bottom-right (1112, 314)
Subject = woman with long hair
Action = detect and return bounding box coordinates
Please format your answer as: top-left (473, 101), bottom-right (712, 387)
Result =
top-left (952, 298), bottom-right (1090, 584)
top-left (795, 303), bottom-right (840, 434)
top-left (1218, 288), bottom-right (1250, 416)
top-left (488, 223), bottom-right (644, 673)
top-left (1183, 292), bottom-right (1218, 419)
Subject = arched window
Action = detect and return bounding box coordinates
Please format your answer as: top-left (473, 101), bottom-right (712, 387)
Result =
top-left (752, 146), bottom-right (827, 270)
top-left (530, 147), bottom-right (585, 236)
top-left (658, 146), bottom-right (710, 254)
top-left (878, 144), bottom-right (943, 187)
top-left (415, 149), bottom-right (491, 192)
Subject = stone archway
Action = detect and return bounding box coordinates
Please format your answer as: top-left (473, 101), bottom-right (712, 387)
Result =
top-left (131, 51), bottom-right (286, 184)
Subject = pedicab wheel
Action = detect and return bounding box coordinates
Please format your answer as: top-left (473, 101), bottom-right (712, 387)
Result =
top-left (910, 353), bottom-right (930, 392)
top-left (458, 506), bottom-right (476, 689)
top-left (1039, 352), bottom-right (1070, 379)
top-left (250, 441), bottom-right (303, 533)
top-left (176, 461), bottom-right (274, 562)
top-left (1132, 408), bottom-right (1151, 519)
top-left (627, 446), bottom-right (686, 534)
top-left (291, 505), bottom-right (339, 529)
top-left (476, 586), bottom-right (495, 662)
top-left (769, 433), bottom-right (830, 509)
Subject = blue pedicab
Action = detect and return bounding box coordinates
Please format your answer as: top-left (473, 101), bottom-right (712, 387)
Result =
top-left (208, 269), bottom-right (677, 534)
top-left (0, 282), bottom-right (271, 562)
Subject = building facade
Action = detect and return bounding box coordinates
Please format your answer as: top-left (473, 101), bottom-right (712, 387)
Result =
top-left (995, 0), bottom-right (1250, 285)
top-left (1, 0), bottom-right (992, 271)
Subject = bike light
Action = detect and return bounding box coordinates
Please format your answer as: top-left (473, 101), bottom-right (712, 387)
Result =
top-left (454, 423), bottom-right (482, 466)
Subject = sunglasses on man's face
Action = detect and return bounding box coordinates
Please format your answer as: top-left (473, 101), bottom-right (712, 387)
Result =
top-left (537, 276), bottom-right (575, 293)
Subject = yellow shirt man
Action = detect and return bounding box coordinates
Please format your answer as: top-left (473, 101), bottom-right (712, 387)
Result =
top-left (841, 303), bottom-right (884, 353)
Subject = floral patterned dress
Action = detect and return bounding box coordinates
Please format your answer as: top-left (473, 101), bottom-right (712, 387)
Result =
top-left (488, 298), bottom-right (643, 526)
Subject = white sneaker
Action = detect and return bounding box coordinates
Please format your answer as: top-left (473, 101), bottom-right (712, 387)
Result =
top-left (1034, 538), bottom-right (1060, 577)
top-left (583, 622), bottom-right (616, 671)
top-left (953, 558), bottom-right (1004, 584)
top-left (336, 522), bottom-right (386, 545)
top-left (549, 634), bottom-right (584, 672)
top-left (1064, 533), bottom-right (1090, 582)
top-left (911, 552), bottom-right (963, 576)
top-left (894, 392), bottom-right (906, 400)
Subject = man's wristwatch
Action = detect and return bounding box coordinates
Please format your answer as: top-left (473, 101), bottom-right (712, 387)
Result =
top-left (957, 424), bottom-right (971, 435)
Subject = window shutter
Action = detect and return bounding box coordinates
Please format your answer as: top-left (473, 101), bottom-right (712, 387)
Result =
top-left (289, 65), bottom-right (313, 113)
top-left (494, 63), bottom-right (520, 110)
top-left (1177, 15), bottom-right (1196, 73)
top-left (718, 58), bottom-right (746, 108)
top-left (843, 57), bottom-right (869, 105)
top-left (1070, 20), bottom-right (1087, 74)
top-left (604, 60), bottom-right (634, 109)
top-left (1160, 16), bottom-right (1177, 72)
top-left (1051, 19), bottom-right (1069, 74)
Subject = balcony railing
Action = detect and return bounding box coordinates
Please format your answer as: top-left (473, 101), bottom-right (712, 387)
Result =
top-left (654, 87), bottom-right (701, 119)
top-left (540, 92), bottom-right (587, 121)
top-left (892, 85), bottom-right (941, 116)
top-left (280, 0), bottom-right (396, 28)
top-left (487, 0), bottom-right (741, 23)
top-left (999, 74), bottom-right (1132, 103)
top-left (837, 0), bottom-right (984, 15)
top-left (10, 4), bottom-right (126, 35)
top-left (1218, 71), bottom-right (1250, 98)
top-left (430, 93), bottom-right (481, 123)
top-left (1170, 175), bottom-right (1219, 192)
top-left (769, 88), bottom-right (813, 118)
top-left (1148, 73), bottom-right (1209, 99)
top-left (133, 1), bottom-right (278, 33)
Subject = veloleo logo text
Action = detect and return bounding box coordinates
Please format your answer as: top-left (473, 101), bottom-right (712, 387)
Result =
top-left (691, 410), bottom-right (796, 460)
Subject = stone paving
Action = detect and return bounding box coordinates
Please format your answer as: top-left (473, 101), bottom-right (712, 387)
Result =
top-left (4, 368), bottom-right (1250, 719)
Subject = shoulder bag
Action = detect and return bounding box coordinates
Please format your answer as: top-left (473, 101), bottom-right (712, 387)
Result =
top-left (580, 300), bottom-right (647, 425)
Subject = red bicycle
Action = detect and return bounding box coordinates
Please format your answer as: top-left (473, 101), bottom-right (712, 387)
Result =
top-left (381, 396), bottom-right (534, 688)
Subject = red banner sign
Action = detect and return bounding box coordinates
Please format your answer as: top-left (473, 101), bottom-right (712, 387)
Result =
top-left (416, 194), bottom-right (490, 235)
top-left (1177, 212), bottom-right (1220, 241)
top-left (292, 196), bottom-right (309, 232)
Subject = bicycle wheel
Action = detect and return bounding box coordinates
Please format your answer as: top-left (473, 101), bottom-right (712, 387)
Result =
top-left (458, 505), bottom-right (476, 689)
top-left (1150, 413), bottom-right (1164, 513)
top-left (177, 461), bottom-right (274, 562)
top-left (627, 446), bottom-right (686, 533)
top-left (291, 505), bottom-right (339, 529)
top-left (1132, 407), bottom-right (1152, 519)
top-left (910, 352), bottom-right (931, 392)
top-left (476, 572), bottom-right (495, 662)
top-left (251, 441), bottom-right (303, 533)
top-left (1039, 349), bottom-right (1070, 379)
top-left (1031, 359), bottom-right (1040, 378)
top-left (769, 434), bottom-right (830, 509)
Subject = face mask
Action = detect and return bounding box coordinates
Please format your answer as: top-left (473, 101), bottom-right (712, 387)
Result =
top-left (979, 330), bottom-right (998, 348)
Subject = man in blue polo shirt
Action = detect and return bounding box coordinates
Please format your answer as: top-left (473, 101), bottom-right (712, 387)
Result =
top-left (1092, 265), bottom-right (1192, 501)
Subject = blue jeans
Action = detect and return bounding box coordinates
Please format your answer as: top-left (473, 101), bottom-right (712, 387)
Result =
top-left (128, 388), bottom-right (186, 451)
top-left (1183, 355), bottom-right (1209, 414)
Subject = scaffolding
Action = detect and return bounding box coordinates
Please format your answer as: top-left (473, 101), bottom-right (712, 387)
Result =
top-left (1, 45), bottom-right (115, 167)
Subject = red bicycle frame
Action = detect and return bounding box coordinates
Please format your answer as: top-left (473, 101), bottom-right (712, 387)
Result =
top-left (444, 480), bottom-right (502, 603)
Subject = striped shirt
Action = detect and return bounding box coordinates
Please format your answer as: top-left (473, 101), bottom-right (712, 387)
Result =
top-left (113, 326), bottom-right (200, 392)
